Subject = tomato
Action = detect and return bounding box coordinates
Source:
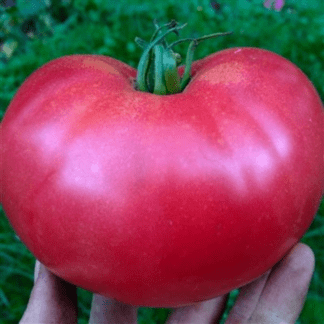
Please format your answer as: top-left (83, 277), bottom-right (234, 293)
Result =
top-left (1, 46), bottom-right (323, 307)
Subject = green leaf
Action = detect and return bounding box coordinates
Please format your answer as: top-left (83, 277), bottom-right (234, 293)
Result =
top-left (16, 0), bottom-right (50, 16)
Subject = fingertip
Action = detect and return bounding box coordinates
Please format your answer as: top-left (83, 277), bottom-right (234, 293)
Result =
top-left (285, 243), bottom-right (315, 277)
top-left (292, 242), bottom-right (315, 262)
top-left (166, 295), bottom-right (229, 324)
top-left (89, 294), bottom-right (138, 324)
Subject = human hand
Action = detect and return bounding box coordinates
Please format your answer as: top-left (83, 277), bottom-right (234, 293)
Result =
top-left (19, 243), bottom-right (314, 324)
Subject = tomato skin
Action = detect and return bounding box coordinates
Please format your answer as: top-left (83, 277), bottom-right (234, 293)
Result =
top-left (1, 47), bottom-right (323, 307)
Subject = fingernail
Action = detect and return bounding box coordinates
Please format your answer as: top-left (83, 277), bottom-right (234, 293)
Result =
top-left (34, 260), bottom-right (41, 284)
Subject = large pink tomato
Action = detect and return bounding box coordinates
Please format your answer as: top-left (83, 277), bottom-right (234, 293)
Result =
top-left (1, 46), bottom-right (323, 307)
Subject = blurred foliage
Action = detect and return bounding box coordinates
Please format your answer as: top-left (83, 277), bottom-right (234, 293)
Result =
top-left (0, 0), bottom-right (324, 323)
top-left (1, 0), bottom-right (324, 113)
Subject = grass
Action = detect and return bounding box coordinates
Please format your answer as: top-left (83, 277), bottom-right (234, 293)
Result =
top-left (1, 0), bottom-right (324, 322)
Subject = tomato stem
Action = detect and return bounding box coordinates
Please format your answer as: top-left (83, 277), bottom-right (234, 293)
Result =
top-left (135, 20), bottom-right (232, 95)
top-left (136, 22), bottom-right (187, 93)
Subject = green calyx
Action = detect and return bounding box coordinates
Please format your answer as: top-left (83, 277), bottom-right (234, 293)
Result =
top-left (135, 20), bottom-right (232, 95)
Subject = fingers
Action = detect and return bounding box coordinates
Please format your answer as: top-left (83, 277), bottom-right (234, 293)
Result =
top-left (166, 295), bottom-right (228, 324)
top-left (222, 269), bottom-right (272, 323)
top-left (89, 294), bottom-right (138, 324)
top-left (248, 243), bottom-right (315, 323)
top-left (226, 243), bottom-right (315, 324)
top-left (20, 260), bottom-right (78, 324)
top-left (19, 242), bottom-right (314, 324)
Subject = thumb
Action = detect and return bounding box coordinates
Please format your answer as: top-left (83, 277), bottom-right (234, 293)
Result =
top-left (20, 260), bottom-right (78, 324)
